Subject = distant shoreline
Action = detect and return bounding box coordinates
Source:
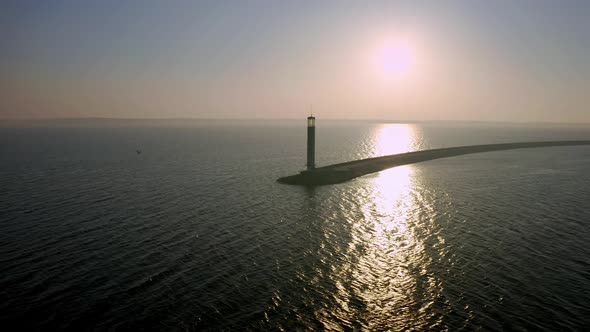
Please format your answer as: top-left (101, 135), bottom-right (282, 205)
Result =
top-left (2, 118), bottom-right (590, 128)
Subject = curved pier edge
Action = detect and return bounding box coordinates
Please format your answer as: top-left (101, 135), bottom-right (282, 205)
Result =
top-left (276, 140), bottom-right (590, 186)
top-left (277, 169), bottom-right (359, 186)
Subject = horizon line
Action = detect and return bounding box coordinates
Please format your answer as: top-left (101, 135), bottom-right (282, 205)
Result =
top-left (2, 117), bottom-right (590, 126)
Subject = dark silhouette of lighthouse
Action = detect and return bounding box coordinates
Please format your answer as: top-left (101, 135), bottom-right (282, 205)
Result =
top-left (306, 115), bottom-right (316, 170)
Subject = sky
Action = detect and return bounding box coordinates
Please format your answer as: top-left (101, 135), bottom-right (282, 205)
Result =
top-left (1, 0), bottom-right (589, 122)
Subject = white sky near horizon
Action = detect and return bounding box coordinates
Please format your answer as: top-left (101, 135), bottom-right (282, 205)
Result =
top-left (1, 0), bottom-right (589, 122)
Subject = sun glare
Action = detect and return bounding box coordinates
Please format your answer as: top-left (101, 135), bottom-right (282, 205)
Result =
top-left (373, 41), bottom-right (415, 80)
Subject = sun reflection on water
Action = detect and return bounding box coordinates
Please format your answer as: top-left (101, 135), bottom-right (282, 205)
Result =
top-left (374, 123), bottom-right (418, 156)
top-left (370, 123), bottom-right (417, 237)
top-left (348, 123), bottom-right (442, 329)
top-left (297, 123), bottom-right (446, 329)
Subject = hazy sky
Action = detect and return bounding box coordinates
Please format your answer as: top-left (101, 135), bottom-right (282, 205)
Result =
top-left (2, 0), bottom-right (589, 122)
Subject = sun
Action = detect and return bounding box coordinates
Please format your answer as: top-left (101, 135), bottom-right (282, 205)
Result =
top-left (373, 41), bottom-right (415, 80)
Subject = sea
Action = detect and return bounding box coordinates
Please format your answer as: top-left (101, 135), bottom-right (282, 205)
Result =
top-left (1, 119), bottom-right (590, 331)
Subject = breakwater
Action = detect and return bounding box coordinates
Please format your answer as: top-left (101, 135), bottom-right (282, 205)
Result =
top-left (277, 140), bottom-right (590, 185)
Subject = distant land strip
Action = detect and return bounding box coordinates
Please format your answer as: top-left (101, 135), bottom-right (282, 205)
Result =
top-left (277, 140), bottom-right (590, 186)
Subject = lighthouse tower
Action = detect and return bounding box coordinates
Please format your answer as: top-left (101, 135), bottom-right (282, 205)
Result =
top-left (306, 115), bottom-right (316, 170)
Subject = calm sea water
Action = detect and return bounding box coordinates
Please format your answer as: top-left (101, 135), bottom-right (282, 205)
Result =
top-left (1, 120), bottom-right (590, 331)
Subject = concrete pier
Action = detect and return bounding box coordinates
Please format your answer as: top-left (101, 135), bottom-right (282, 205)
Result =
top-left (277, 140), bottom-right (590, 186)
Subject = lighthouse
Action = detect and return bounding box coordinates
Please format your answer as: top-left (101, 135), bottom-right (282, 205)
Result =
top-left (306, 115), bottom-right (316, 170)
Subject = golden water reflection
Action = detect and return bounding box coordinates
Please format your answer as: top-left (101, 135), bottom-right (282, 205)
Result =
top-left (350, 123), bottom-right (441, 329)
top-left (373, 123), bottom-right (419, 156)
top-left (302, 124), bottom-right (444, 329)
top-left (371, 123), bottom-right (417, 225)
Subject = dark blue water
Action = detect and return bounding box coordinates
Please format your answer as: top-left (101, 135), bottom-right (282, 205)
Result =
top-left (1, 120), bottom-right (590, 330)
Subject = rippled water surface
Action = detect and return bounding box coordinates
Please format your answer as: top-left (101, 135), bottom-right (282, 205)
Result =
top-left (2, 120), bottom-right (590, 330)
